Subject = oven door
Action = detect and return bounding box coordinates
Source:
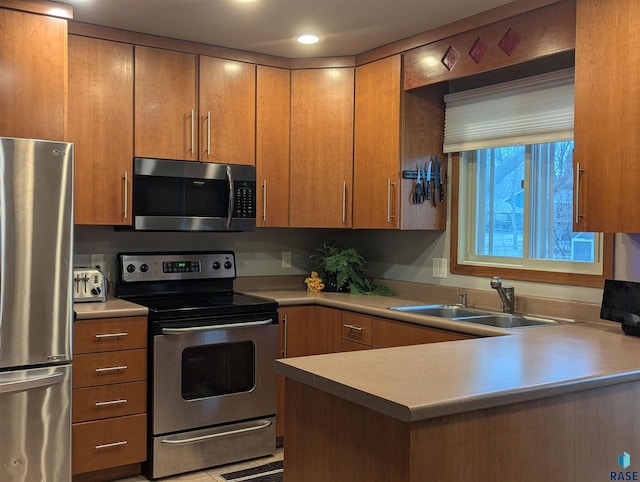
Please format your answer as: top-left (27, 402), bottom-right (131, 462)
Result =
top-left (153, 317), bottom-right (278, 436)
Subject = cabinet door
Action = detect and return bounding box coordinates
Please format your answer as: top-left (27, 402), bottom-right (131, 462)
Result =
top-left (199, 57), bottom-right (256, 164)
top-left (277, 305), bottom-right (340, 439)
top-left (290, 68), bottom-right (354, 227)
top-left (574, 0), bottom-right (640, 232)
top-left (353, 55), bottom-right (401, 228)
top-left (0, 8), bottom-right (66, 141)
top-left (134, 46), bottom-right (198, 160)
top-left (256, 66), bottom-right (290, 227)
top-left (281, 305), bottom-right (316, 357)
top-left (372, 317), bottom-right (473, 348)
top-left (68, 36), bottom-right (133, 225)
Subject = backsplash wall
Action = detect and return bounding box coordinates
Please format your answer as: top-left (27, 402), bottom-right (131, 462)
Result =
top-left (75, 226), bottom-right (640, 305)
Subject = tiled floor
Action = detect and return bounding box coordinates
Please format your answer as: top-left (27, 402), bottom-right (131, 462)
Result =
top-left (114, 448), bottom-right (283, 481)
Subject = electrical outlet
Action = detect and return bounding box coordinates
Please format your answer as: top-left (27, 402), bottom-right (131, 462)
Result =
top-left (90, 254), bottom-right (111, 281)
top-left (90, 254), bottom-right (105, 270)
top-left (282, 251), bottom-right (292, 269)
top-left (433, 258), bottom-right (448, 278)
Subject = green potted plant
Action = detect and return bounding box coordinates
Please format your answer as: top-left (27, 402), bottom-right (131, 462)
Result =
top-left (309, 242), bottom-right (395, 296)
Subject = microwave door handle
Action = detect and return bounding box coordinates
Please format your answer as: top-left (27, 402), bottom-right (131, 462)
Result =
top-left (226, 165), bottom-right (234, 230)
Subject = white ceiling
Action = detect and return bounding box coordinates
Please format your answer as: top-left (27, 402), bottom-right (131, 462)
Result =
top-left (59, 0), bottom-right (514, 59)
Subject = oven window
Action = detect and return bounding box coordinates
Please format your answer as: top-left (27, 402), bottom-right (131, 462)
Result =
top-left (181, 341), bottom-right (255, 400)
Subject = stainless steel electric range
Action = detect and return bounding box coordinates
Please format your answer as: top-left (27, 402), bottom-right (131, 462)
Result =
top-left (116, 251), bottom-right (279, 480)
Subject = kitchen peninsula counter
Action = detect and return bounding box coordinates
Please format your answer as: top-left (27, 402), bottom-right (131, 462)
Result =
top-left (262, 290), bottom-right (640, 481)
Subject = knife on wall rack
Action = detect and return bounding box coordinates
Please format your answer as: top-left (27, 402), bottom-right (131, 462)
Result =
top-left (435, 155), bottom-right (445, 203)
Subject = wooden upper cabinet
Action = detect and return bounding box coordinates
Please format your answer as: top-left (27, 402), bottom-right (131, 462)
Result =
top-left (353, 55), bottom-right (401, 229)
top-left (199, 57), bottom-right (256, 165)
top-left (134, 46), bottom-right (198, 160)
top-left (256, 66), bottom-right (290, 227)
top-left (68, 36), bottom-right (133, 225)
top-left (574, 0), bottom-right (640, 233)
top-left (290, 68), bottom-right (354, 228)
top-left (0, 7), bottom-right (66, 141)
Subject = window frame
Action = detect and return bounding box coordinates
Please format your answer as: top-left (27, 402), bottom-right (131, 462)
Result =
top-left (450, 152), bottom-right (614, 287)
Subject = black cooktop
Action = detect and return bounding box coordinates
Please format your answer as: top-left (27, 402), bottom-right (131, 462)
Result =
top-left (125, 292), bottom-right (278, 321)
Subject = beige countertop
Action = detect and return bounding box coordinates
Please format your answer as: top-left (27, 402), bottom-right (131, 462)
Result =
top-left (256, 290), bottom-right (640, 423)
top-left (74, 298), bottom-right (148, 320)
top-left (74, 290), bottom-right (640, 425)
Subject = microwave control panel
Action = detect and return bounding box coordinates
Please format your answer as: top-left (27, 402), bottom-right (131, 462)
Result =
top-left (234, 182), bottom-right (255, 219)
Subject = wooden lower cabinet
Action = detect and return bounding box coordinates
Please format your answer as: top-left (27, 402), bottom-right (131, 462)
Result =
top-left (72, 316), bottom-right (147, 481)
top-left (341, 311), bottom-right (474, 350)
top-left (277, 306), bottom-right (341, 438)
top-left (277, 305), bottom-right (474, 439)
top-left (72, 414), bottom-right (147, 475)
top-left (372, 317), bottom-right (474, 347)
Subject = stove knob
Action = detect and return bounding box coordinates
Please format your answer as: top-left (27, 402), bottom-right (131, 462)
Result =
top-left (140, 263), bottom-right (149, 273)
top-left (126, 264), bottom-right (136, 273)
top-left (213, 261), bottom-right (221, 270)
top-left (224, 260), bottom-right (232, 270)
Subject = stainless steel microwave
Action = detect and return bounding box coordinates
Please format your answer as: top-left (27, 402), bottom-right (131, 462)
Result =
top-left (132, 157), bottom-right (256, 231)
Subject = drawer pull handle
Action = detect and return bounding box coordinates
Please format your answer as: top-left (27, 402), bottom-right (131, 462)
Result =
top-left (95, 399), bottom-right (128, 407)
top-left (95, 440), bottom-right (128, 450)
top-left (343, 324), bottom-right (364, 332)
top-left (95, 332), bottom-right (128, 339)
top-left (161, 420), bottom-right (272, 445)
top-left (95, 365), bottom-right (127, 373)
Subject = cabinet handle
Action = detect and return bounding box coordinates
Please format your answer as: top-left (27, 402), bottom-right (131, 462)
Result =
top-left (95, 365), bottom-right (127, 373)
top-left (262, 179), bottom-right (267, 222)
top-left (122, 171), bottom-right (128, 220)
top-left (94, 399), bottom-right (128, 407)
top-left (282, 313), bottom-right (288, 357)
top-left (343, 324), bottom-right (364, 332)
top-left (574, 161), bottom-right (584, 224)
top-left (342, 180), bottom-right (347, 223)
top-left (190, 109), bottom-right (195, 154)
top-left (95, 440), bottom-right (128, 450)
top-left (387, 178), bottom-right (392, 222)
top-left (206, 110), bottom-right (211, 156)
top-left (95, 332), bottom-right (128, 339)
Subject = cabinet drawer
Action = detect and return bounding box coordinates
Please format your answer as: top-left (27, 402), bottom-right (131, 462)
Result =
top-left (72, 413), bottom-right (146, 475)
top-left (341, 339), bottom-right (372, 352)
top-left (73, 381), bottom-right (146, 423)
top-left (74, 316), bottom-right (147, 354)
top-left (73, 349), bottom-right (146, 388)
top-left (341, 312), bottom-right (373, 346)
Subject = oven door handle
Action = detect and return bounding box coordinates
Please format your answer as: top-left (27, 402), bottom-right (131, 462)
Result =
top-left (161, 318), bottom-right (274, 335)
top-left (160, 419), bottom-right (272, 445)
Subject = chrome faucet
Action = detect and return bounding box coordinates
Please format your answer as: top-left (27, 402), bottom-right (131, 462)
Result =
top-left (490, 277), bottom-right (515, 313)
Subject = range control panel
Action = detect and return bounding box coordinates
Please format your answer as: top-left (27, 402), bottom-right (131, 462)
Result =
top-left (119, 252), bottom-right (236, 283)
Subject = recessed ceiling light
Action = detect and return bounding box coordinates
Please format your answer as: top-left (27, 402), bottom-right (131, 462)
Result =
top-left (297, 34), bottom-right (320, 45)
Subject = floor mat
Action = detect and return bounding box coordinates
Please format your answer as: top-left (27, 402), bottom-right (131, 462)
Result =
top-left (220, 460), bottom-right (283, 481)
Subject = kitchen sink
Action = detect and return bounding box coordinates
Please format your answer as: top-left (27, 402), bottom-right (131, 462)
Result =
top-left (459, 314), bottom-right (564, 329)
top-left (389, 304), bottom-right (572, 328)
top-left (390, 304), bottom-right (488, 319)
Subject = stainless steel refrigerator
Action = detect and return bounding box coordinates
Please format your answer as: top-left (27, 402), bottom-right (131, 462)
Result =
top-left (0, 137), bottom-right (73, 481)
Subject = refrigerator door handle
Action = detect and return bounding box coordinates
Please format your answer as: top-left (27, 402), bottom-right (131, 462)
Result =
top-left (0, 372), bottom-right (63, 395)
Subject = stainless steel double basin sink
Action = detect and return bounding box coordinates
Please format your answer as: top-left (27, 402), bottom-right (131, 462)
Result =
top-left (389, 304), bottom-right (572, 329)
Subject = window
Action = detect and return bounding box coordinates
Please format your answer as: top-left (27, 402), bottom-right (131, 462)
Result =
top-left (460, 141), bottom-right (601, 274)
top-left (446, 69), bottom-right (613, 286)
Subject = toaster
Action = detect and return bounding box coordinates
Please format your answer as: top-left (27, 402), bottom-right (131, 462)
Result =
top-left (73, 267), bottom-right (107, 303)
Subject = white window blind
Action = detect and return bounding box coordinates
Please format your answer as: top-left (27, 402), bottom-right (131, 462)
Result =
top-left (443, 68), bottom-right (574, 153)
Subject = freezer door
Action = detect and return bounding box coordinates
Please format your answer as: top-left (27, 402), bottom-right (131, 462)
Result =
top-left (0, 137), bottom-right (73, 368)
top-left (0, 365), bottom-right (72, 482)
